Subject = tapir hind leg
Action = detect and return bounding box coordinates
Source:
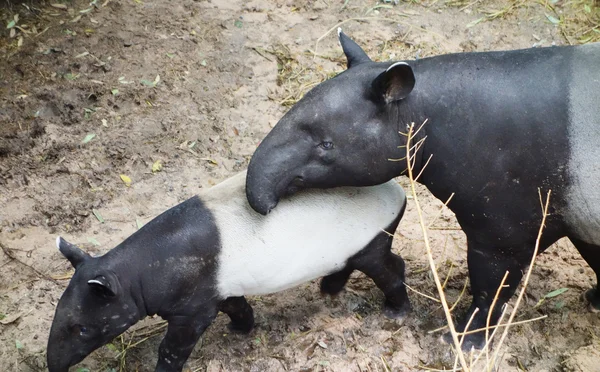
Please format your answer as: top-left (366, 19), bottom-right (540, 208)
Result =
top-left (320, 267), bottom-right (353, 296)
top-left (569, 237), bottom-right (600, 311)
top-left (350, 230), bottom-right (411, 321)
top-left (219, 296), bottom-right (255, 333)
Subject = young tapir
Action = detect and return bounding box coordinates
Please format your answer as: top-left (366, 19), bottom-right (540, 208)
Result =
top-left (46, 171), bottom-right (408, 372)
top-left (245, 29), bottom-right (600, 350)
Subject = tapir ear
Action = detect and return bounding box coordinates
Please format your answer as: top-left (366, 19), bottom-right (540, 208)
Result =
top-left (57, 236), bottom-right (91, 269)
top-left (338, 28), bottom-right (371, 69)
top-left (88, 273), bottom-right (118, 297)
top-left (371, 62), bottom-right (416, 104)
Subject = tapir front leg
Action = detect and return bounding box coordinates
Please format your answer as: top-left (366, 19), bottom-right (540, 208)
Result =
top-left (444, 239), bottom-right (533, 351)
top-left (155, 311), bottom-right (217, 372)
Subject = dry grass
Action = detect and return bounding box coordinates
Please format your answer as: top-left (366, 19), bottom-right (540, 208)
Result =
top-left (402, 120), bottom-right (552, 371)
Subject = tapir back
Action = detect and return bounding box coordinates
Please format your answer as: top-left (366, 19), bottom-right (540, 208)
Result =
top-left (201, 171), bottom-right (405, 298)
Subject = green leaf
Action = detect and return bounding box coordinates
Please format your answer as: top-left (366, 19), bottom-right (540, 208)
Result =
top-left (75, 368), bottom-right (91, 372)
top-left (545, 14), bottom-right (561, 25)
top-left (200, 59), bottom-right (207, 67)
top-left (466, 17), bottom-right (485, 28)
top-left (87, 237), bottom-right (100, 246)
top-left (7, 20), bottom-right (16, 29)
top-left (15, 340), bottom-right (23, 349)
top-left (136, 218), bottom-right (143, 229)
top-left (81, 133), bottom-right (96, 144)
top-left (166, 53), bottom-right (175, 58)
top-left (92, 208), bottom-right (104, 223)
top-left (141, 75), bottom-right (160, 87)
top-left (111, 88), bottom-right (119, 96)
top-left (64, 72), bottom-right (80, 80)
top-left (584, 4), bottom-right (591, 13)
top-left (0, 313), bottom-right (5, 321)
top-left (105, 343), bottom-right (118, 352)
top-left (234, 19), bottom-right (243, 28)
top-left (544, 287), bottom-right (568, 298)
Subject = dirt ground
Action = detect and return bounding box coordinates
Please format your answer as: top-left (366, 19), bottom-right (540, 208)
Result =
top-left (1, 0), bottom-right (599, 371)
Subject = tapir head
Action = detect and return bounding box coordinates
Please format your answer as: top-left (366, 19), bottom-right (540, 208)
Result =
top-left (246, 30), bottom-right (416, 215)
top-left (47, 237), bottom-right (140, 372)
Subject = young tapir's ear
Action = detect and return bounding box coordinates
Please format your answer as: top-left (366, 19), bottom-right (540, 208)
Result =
top-left (371, 62), bottom-right (416, 104)
top-left (88, 273), bottom-right (118, 297)
top-left (338, 28), bottom-right (372, 69)
top-left (57, 236), bottom-right (91, 269)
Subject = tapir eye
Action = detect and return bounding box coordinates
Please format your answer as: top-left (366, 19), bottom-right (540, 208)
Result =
top-left (319, 141), bottom-right (334, 150)
top-left (79, 326), bottom-right (88, 336)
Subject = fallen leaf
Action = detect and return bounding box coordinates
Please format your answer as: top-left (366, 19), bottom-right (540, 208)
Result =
top-left (81, 133), bottom-right (96, 144)
top-left (152, 160), bottom-right (162, 173)
top-left (75, 51), bottom-right (89, 58)
top-left (120, 174), bottom-right (132, 187)
top-left (101, 119), bottom-right (108, 127)
top-left (111, 88), bottom-right (119, 95)
top-left (7, 20), bottom-right (16, 29)
top-left (466, 17), bottom-right (485, 28)
top-left (87, 237), bottom-right (100, 246)
top-left (51, 3), bottom-right (68, 10)
top-left (0, 313), bottom-right (22, 325)
top-left (92, 208), bottom-right (104, 223)
top-left (15, 340), bottom-right (23, 349)
top-left (51, 271), bottom-right (74, 280)
top-left (544, 287), bottom-right (568, 298)
top-left (545, 14), bottom-right (560, 24)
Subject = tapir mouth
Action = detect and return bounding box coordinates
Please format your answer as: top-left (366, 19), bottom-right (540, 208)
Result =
top-left (283, 176), bottom-right (305, 196)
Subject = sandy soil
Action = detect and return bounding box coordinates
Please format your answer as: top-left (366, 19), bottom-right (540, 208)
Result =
top-left (1, 0), bottom-right (599, 371)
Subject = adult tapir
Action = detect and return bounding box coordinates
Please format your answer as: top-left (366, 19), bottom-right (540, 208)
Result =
top-left (47, 171), bottom-right (408, 372)
top-left (245, 29), bottom-right (600, 350)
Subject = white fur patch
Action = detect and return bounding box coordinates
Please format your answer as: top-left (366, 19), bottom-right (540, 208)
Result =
top-left (203, 171), bottom-right (405, 298)
top-left (56, 236), bottom-right (61, 250)
top-left (566, 43), bottom-right (600, 244)
top-left (386, 61), bottom-right (409, 72)
top-left (337, 27), bottom-right (342, 37)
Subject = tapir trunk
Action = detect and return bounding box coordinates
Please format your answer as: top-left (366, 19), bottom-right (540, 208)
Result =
top-left (246, 130), bottom-right (307, 215)
top-left (46, 334), bottom-right (71, 372)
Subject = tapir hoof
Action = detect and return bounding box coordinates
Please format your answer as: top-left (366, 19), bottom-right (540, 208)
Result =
top-left (227, 319), bottom-right (255, 334)
top-left (441, 331), bottom-right (484, 352)
top-left (582, 288), bottom-right (600, 313)
top-left (382, 300), bottom-right (411, 323)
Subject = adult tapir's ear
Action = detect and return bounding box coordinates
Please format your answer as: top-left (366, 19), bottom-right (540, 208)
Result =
top-left (338, 28), bottom-right (371, 69)
top-left (88, 273), bottom-right (118, 297)
top-left (371, 62), bottom-right (416, 104)
top-left (56, 236), bottom-right (91, 269)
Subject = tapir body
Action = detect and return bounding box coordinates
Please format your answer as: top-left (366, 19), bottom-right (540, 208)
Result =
top-left (47, 171), bottom-right (408, 372)
top-left (245, 31), bottom-right (600, 349)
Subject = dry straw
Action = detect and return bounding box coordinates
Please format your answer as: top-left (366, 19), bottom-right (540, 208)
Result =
top-left (402, 120), bottom-right (551, 371)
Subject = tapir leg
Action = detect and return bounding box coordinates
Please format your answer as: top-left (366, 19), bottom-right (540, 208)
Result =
top-left (444, 239), bottom-right (533, 351)
top-left (350, 230), bottom-right (411, 320)
top-left (320, 267), bottom-right (354, 296)
top-left (155, 310), bottom-right (217, 372)
top-left (218, 296), bottom-right (255, 333)
top-left (569, 237), bottom-right (600, 311)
